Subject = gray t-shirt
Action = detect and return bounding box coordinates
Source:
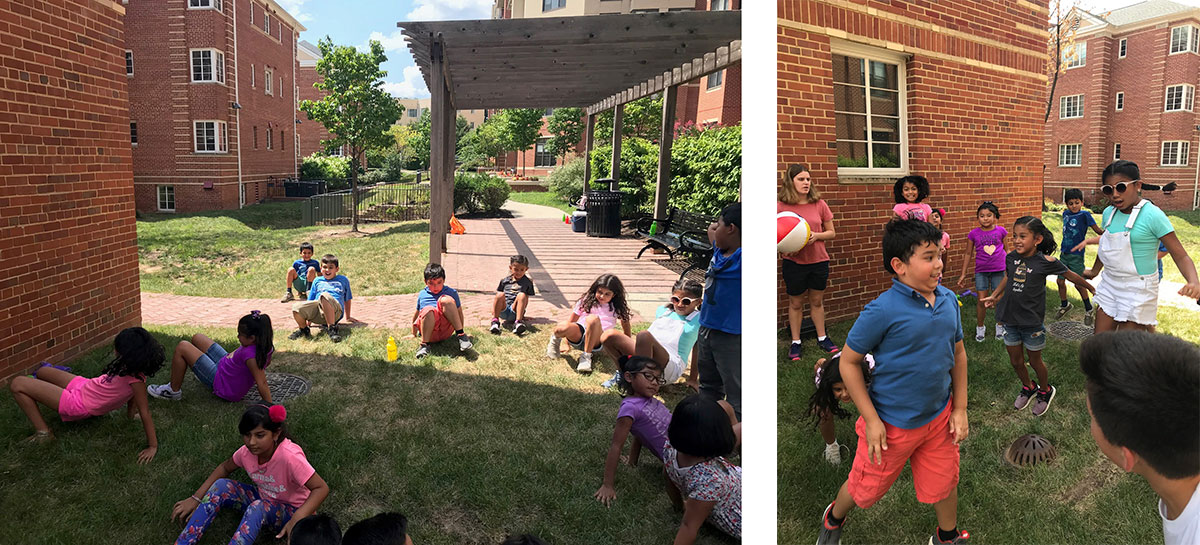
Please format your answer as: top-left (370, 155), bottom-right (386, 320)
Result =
top-left (997, 251), bottom-right (1067, 327)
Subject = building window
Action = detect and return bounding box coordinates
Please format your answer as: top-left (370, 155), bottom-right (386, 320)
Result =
top-left (263, 12), bottom-right (271, 34)
top-left (1118, 38), bottom-right (1127, 58)
top-left (542, 0), bottom-right (566, 12)
top-left (1114, 143), bottom-right (1121, 160)
top-left (1162, 141), bottom-right (1191, 166)
top-left (833, 49), bottom-right (904, 172)
top-left (189, 0), bottom-right (221, 10)
top-left (279, 77), bottom-right (284, 98)
top-left (157, 185), bottom-right (175, 211)
top-left (190, 49), bottom-right (225, 83)
top-left (1169, 25), bottom-right (1199, 54)
top-left (534, 138), bottom-right (555, 167)
top-left (251, 64), bottom-right (255, 87)
top-left (130, 122), bottom-right (138, 145)
top-left (264, 68), bottom-right (273, 95)
top-left (125, 51), bottom-right (133, 75)
top-left (1059, 144), bottom-right (1082, 167)
top-left (1115, 92), bottom-right (1124, 111)
top-left (707, 70), bottom-right (723, 90)
top-left (710, 0), bottom-right (728, 10)
top-left (1165, 84), bottom-right (1195, 112)
top-left (194, 121), bottom-right (228, 153)
top-left (1064, 41), bottom-right (1086, 68)
top-left (250, 2), bottom-right (253, 24)
top-left (1060, 94), bottom-right (1084, 119)
top-left (408, 108), bottom-right (418, 118)
top-left (266, 129), bottom-right (273, 150)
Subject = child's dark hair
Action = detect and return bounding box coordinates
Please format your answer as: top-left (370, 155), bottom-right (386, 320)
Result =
top-left (882, 219), bottom-right (943, 274)
top-left (1013, 216), bottom-right (1057, 255)
top-left (578, 273), bottom-right (631, 321)
top-left (976, 201), bottom-right (1000, 219)
top-left (1102, 159), bottom-right (1140, 183)
top-left (291, 513), bottom-right (342, 545)
top-left (893, 175), bottom-right (930, 204)
top-left (615, 356), bottom-right (661, 397)
top-left (719, 202), bottom-right (741, 229)
top-left (238, 311), bottom-right (273, 370)
top-left (424, 262), bottom-right (446, 281)
top-left (238, 403), bottom-right (289, 442)
top-left (931, 207), bottom-right (946, 221)
top-left (101, 327), bottom-right (165, 378)
top-left (342, 512), bottom-right (408, 545)
top-left (510, 254), bottom-right (529, 267)
top-left (667, 395), bottom-right (737, 458)
top-left (321, 254), bottom-right (339, 268)
top-left (807, 353), bottom-right (873, 425)
top-left (501, 535), bottom-right (549, 545)
top-left (300, 242), bottom-right (315, 253)
top-left (1064, 188), bottom-right (1083, 202)
top-left (1080, 331), bottom-right (1199, 479)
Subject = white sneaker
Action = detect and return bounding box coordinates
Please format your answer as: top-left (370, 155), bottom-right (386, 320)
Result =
top-left (546, 335), bottom-right (562, 359)
top-left (577, 352), bottom-right (593, 374)
top-left (995, 324), bottom-right (1005, 339)
top-left (147, 383), bottom-right (181, 401)
top-left (975, 326), bottom-right (985, 343)
top-left (823, 441), bottom-right (842, 465)
top-left (458, 334), bottom-right (473, 352)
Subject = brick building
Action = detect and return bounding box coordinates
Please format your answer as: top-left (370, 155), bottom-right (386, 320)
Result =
top-left (126, 0), bottom-right (304, 213)
top-left (297, 39), bottom-right (335, 160)
top-left (1044, 0), bottom-right (1200, 210)
top-left (0, 0), bottom-right (141, 382)
top-left (777, 0), bottom-right (1049, 327)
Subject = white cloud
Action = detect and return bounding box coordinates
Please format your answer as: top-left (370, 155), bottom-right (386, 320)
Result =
top-left (274, 0), bottom-right (313, 23)
top-left (368, 30), bottom-right (409, 54)
top-left (405, 0), bottom-right (492, 21)
top-left (382, 65), bottom-right (429, 98)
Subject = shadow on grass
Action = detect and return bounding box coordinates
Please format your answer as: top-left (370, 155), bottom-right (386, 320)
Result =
top-left (138, 200), bottom-right (308, 230)
top-left (365, 221), bottom-right (431, 238)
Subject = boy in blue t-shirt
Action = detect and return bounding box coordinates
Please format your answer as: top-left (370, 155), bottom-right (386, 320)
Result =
top-left (695, 202), bottom-right (741, 420)
top-left (1056, 189), bottom-right (1103, 323)
top-left (281, 242), bottom-right (320, 303)
top-left (411, 263), bottom-right (472, 359)
top-left (818, 220), bottom-right (969, 545)
top-left (289, 254), bottom-right (352, 343)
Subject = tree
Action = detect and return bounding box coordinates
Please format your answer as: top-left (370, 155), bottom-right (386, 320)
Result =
top-left (1045, 1), bottom-right (1088, 123)
top-left (404, 111), bottom-right (472, 170)
top-left (497, 108), bottom-right (545, 176)
top-left (300, 37), bottom-right (402, 232)
top-left (546, 107), bottom-right (584, 161)
top-left (459, 116), bottom-right (505, 169)
top-left (596, 94), bottom-right (664, 142)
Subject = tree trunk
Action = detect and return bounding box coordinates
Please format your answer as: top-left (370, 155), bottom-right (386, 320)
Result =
top-left (350, 148), bottom-right (360, 233)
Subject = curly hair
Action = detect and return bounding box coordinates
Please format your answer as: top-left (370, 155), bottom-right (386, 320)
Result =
top-left (100, 327), bottom-right (165, 379)
top-left (577, 274), bottom-right (631, 322)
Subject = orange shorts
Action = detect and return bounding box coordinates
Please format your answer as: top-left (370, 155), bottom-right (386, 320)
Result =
top-left (847, 399), bottom-right (960, 508)
top-left (415, 305), bottom-right (454, 343)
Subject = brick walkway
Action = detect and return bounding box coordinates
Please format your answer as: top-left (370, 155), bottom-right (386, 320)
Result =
top-left (141, 214), bottom-right (685, 330)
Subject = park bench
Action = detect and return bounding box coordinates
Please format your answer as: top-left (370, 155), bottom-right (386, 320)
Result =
top-left (634, 207), bottom-right (714, 281)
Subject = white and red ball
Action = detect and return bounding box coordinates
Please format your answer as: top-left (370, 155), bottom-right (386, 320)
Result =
top-left (777, 211), bottom-right (812, 254)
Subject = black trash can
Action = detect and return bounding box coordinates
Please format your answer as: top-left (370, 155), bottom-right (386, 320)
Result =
top-left (586, 189), bottom-right (622, 238)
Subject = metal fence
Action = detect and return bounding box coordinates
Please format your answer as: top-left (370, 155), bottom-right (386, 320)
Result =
top-left (302, 183), bottom-right (431, 226)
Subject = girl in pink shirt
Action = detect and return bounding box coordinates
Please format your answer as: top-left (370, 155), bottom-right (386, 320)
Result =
top-left (172, 404), bottom-right (330, 544)
top-left (891, 175), bottom-right (934, 222)
top-left (9, 327), bottom-right (164, 463)
top-left (547, 273), bottom-right (632, 374)
top-left (148, 311), bottom-right (274, 403)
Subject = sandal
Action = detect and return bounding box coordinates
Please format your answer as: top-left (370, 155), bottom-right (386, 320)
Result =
top-left (32, 362), bottom-right (71, 376)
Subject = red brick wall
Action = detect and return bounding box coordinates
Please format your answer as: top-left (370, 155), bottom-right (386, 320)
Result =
top-left (297, 64), bottom-right (334, 159)
top-left (0, 0), bottom-right (140, 382)
top-left (777, 0), bottom-right (1049, 328)
top-left (696, 62), bottom-right (741, 126)
top-left (238, 0), bottom-right (299, 199)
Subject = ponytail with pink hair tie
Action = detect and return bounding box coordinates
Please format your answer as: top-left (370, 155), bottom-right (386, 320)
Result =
top-left (267, 404), bottom-right (287, 423)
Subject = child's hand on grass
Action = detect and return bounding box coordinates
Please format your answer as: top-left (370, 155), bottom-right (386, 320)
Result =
top-left (864, 418), bottom-right (887, 464)
top-left (137, 446), bottom-right (157, 464)
top-left (950, 409), bottom-right (969, 444)
top-left (1179, 282), bottom-right (1200, 300)
top-left (594, 485), bottom-right (617, 506)
top-left (276, 518), bottom-right (298, 540)
top-left (171, 497), bottom-right (199, 522)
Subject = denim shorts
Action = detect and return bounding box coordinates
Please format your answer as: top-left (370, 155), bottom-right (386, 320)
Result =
top-left (499, 304), bottom-right (516, 322)
top-left (192, 342), bottom-right (226, 388)
top-left (1002, 324), bottom-right (1047, 351)
top-left (975, 271), bottom-right (1005, 292)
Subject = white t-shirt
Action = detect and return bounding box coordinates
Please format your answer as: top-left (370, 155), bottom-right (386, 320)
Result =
top-left (1161, 482), bottom-right (1200, 545)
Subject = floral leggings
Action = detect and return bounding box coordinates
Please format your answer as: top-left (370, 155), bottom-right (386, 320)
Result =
top-left (175, 478), bottom-right (296, 545)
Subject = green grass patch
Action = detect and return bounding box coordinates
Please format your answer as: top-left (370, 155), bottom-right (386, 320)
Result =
top-left (506, 191), bottom-right (576, 214)
top-left (137, 201), bottom-right (429, 298)
top-left (1, 323), bottom-right (731, 545)
top-left (1041, 209), bottom-right (1199, 285)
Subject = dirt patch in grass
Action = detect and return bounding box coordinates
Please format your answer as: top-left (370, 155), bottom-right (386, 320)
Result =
top-left (1054, 455), bottom-right (1126, 511)
top-left (431, 505), bottom-right (487, 545)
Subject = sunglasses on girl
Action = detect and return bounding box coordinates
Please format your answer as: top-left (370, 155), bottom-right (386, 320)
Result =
top-left (1100, 180), bottom-right (1138, 195)
top-left (670, 296), bottom-right (696, 306)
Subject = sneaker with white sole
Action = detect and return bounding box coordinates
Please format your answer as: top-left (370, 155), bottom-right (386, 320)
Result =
top-left (1032, 385), bottom-right (1056, 417)
top-left (513, 322), bottom-right (527, 335)
top-left (823, 441), bottom-right (842, 465)
top-left (601, 370), bottom-right (621, 389)
top-left (280, 291), bottom-right (295, 303)
top-left (929, 529), bottom-right (971, 544)
top-left (415, 344), bottom-right (430, 359)
top-left (975, 326), bottom-right (985, 343)
top-left (546, 335), bottom-right (562, 359)
top-left (1054, 303), bottom-right (1071, 319)
top-left (458, 334), bottom-right (473, 352)
top-left (147, 383), bottom-right (181, 401)
top-left (816, 502), bottom-right (844, 545)
top-left (576, 352), bottom-right (593, 374)
top-left (1013, 382), bottom-right (1039, 410)
top-left (490, 321), bottom-right (501, 335)
top-left (995, 324), bottom-right (1005, 339)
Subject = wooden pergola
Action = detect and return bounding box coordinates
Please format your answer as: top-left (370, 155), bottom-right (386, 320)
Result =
top-left (398, 11), bottom-right (740, 257)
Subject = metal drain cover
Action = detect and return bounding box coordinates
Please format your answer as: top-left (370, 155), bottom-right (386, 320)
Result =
top-left (242, 373), bottom-right (311, 403)
top-left (1005, 434), bottom-right (1057, 467)
top-left (1047, 320), bottom-right (1092, 341)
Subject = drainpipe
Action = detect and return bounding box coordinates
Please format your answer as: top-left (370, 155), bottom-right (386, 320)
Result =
top-left (233, 0), bottom-right (244, 208)
top-left (292, 28), bottom-right (297, 180)
top-left (1193, 124), bottom-right (1200, 210)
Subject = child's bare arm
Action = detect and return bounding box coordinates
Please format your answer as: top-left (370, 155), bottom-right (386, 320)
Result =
top-left (982, 276), bottom-right (1008, 307)
top-left (665, 471), bottom-right (683, 508)
top-left (674, 498), bottom-right (717, 545)
top-left (173, 458), bottom-right (238, 522)
top-left (247, 359), bottom-right (272, 404)
top-left (839, 347), bottom-right (884, 463)
top-left (957, 239), bottom-right (975, 286)
top-left (595, 416), bottom-right (633, 506)
top-left (1061, 269), bottom-right (1095, 295)
top-left (277, 472), bottom-right (330, 539)
top-left (130, 383), bottom-right (157, 464)
top-left (949, 340), bottom-right (969, 444)
top-left (627, 436), bottom-right (642, 466)
top-left (343, 299), bottom-right (352, 321)
top-left (1162, 232), bottom-right (1200, 298)
top-left (621, 318), bottom-right (632, 337)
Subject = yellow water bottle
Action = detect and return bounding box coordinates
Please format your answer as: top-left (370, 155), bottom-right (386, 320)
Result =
top-left (386, 336), bottom-right (398, 362)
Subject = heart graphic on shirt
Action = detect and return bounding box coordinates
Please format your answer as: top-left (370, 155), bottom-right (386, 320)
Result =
top-left (983, 244), bottom-right (997, 255)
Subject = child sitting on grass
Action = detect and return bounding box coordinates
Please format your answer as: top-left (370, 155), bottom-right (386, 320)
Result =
top-left (1081, 331), bottom-right (1199, 545)
top-left (282, 242), bottom-right (319, 303)
top-left (594, 356), bottom-right (672, 506)
top-left (491, 254), bottom-right (535, 336)
top-left (148, 311), bottom-right (274, 402)
top-left (601, 278), bottom-right (702, 389)
top-left (808, 353), bottom-right (875, 465)
top-left (412, 263), bottom-right (472, 359)
top-left (818, 219), bottom-right (970, 545)
top-left (342, 512), bottom-right (413, 545)
top-left (547, 273), bottom-right (632, 374)
top-left (9, 326), bottom-right (163, 463)
top-left (290, 513), bottom-right (341, 545)
top-left (664, 394), bottom-right (742, 544)
top-left (290, 254), bottom-right (352, 343)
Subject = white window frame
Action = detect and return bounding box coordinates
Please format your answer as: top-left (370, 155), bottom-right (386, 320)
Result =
top-left (1164, 84), bottom-right (1194, 113)
top-left (130, 122), bottom-right (137, 146)
top-left (125, 50), bottom-right (133, 76)
top-left (1118, 38), bottom-right (1127, 58)
top-left (1169, 25), bottom-right (1199, 55)
top-left (193, 120), bottom-right (228, 153)
top-left (263, 12), bottom-right (271, 34)
top-left (250, 2), bottom-right (254, 24)
top-left (266, 128), bottom-right (273, 150)
top-left (1113, 143), bottom-right (1121, 160)
top-left (189, 49), bottom-right (225, 84)
top-left (1059, 143), bottom-right (1082, 167)
top-left (1115, 92), bottom-right (1124, 112)
top-left (832, 41), bottom-right (909, 176)
top-left (250, 64), bottom-right (255, 87)
top-left (188, 0), bottom-right (221, 10)
top-left (1060, 94), bottom-right (1084, 119)
top-left (157, 185), bottom-right (175, 212)
top-left (710, 0), bottom-right (729, 10)
top-left (279, 76), bottom-right (283, 99)
top-left (706, 69), bottom-right (723, 90)
top-left (1064, 41), bottom-right (1086, 69)
top-left (1161, 141), bottom-right (1191, 167)
top-left (264, 68), bottom-right (273, 96)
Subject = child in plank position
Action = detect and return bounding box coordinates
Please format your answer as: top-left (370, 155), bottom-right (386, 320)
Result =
top-left (9, 327), bottom-right (164, 463)
top-left (594, 356), bottom-right (672, 506)
top-left (490, 254), bottom-right (535, 336)
top-left (664, 394), bottom-right (742, 544)
top-left (412, 263), bottom-right (473, 359)
top-left (1081, 331), bottom-right (1199, 545)
top-left (282, 242), bottom-right (319, 303)
top-left (290, 254), bottom-right (353, 343)
top-left (818, 219), bottom-right (970, 545)
top-left (808, 353), bottom-right (875, 465)
top-left (148, 311), bottom-right (274, 402)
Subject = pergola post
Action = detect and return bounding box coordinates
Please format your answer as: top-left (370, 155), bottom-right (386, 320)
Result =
top-left (653, 85), bottom-right (678, 221)
top-left (429, 36), bottom-right (448, 258)
top-left (583, 113), bottom-right (595, 187)
top-left (609, 104), bottom-right (623, 190)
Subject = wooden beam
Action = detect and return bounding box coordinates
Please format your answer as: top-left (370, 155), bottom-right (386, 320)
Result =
top-left (583, 113), bottom-right (595, 187)
top-left (398, 11), bottom-right (739, 49)
top-left (428, 36), bottom-right (448, 259)
top-left (585, 40), bottom-right (741, 115)
top-left (443, 86), bottom-right (454, 252)
top-left (653, 85), bottom-right (677, 222)
top-left (609, 104), bottom-right (623, 189)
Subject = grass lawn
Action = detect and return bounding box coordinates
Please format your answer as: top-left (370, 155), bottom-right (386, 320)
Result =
top-left (778, 280), bottom-right (1199, 544)
top-left (506, 191), bottom-right (576, 214)
top-left (0, 322), bottom-right (734, 545)
top-left (1041, 208), bottom-right (1200, 285)
top-left (137, 201), bottom-right (429, 298)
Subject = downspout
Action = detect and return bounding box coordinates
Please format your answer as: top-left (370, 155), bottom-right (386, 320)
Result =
top-left (292, 28), bottom-right (297, 179)
top-left (233, 0), bottom-right (244, 208)
top-left (1193, 125), bottom-right (1199, 210)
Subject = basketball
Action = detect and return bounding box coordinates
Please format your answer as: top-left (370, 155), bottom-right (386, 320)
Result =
top-left (777, 211), bottom-right (812, 254)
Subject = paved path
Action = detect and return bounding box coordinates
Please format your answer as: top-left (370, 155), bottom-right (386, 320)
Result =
top-left (142, 203), bottom-right (684, 329)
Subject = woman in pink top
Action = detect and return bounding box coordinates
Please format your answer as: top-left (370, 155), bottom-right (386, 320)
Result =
top-left (148, 311), bottom-right (274, 403)
top-left (778, 164), bottom-right (839, 360)
top-left (172, 404), bottom-right (330, 544)
top-left (546, 274), bottom-right (632, 374)
top-left (891, 175), bottom-right (934, 222)
top-left (8, 327), bottom-right (163, 463)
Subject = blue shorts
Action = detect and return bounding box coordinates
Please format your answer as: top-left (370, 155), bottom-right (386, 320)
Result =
top-left (975, 271), bottom-right (1005, 292)
top-left (1003, 324), bottom-right (1047, 351)
top-left (499, 304), bottom-right (516, 322)
top-left (192, 342), bottom-right (226, 388)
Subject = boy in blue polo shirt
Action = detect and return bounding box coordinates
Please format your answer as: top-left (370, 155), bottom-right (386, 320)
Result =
top-left (818, 219), bottom-right (970, 545)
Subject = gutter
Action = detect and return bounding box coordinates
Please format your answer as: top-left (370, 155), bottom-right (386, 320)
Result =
top-left (233, 0), bottom-right (244, 208)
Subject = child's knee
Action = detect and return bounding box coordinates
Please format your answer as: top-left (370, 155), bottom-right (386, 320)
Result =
top-left (514, 292), bottom-right (529, 303)
top-left (635, 330), bottom-right (656, 344)
top-left (493, 292), bottom-right (505, 302)
top-left (438, 295), bottom-right (458, 309)
top-left (10, 375), bottom-right (29, 393)
top-left (809, 295), bottom-right (825, 309)
top-left (584, 314), bottom-right (601, 327)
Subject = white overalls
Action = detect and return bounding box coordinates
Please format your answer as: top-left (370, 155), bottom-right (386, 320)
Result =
top-left (1093, 200), bottom-right (1160, 325)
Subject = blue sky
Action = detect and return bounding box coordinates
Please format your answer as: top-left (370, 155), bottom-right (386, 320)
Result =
top-left (277, 0), bottom-right (494, 98)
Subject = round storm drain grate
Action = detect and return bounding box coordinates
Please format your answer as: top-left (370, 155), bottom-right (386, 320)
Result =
top-left (242, 373), bottom-right (311, 403)
top-left (1004, 434), bottom-right (1057, 467)
top-left (1047, 320), bottom-right (1092, 341)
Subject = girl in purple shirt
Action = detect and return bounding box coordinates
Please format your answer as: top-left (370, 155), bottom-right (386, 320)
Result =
top-left (957, 201), bottom-right (1009, 342)
top-left (148, 312), bottom-right (274, 403)
top-left (594, 355), bottom-right (672, 506)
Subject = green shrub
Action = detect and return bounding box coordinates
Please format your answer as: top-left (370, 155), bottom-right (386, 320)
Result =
top-left (359, 169), bottom-right (389, 185)
top-left (382, 152), bottom-right (409, 183)
top-left (548, 156), bottom-right (587, 203)
top-left (300, 154), bottom-right (351, 181)
top-left (589, 137), bottom-right (659, 217)
top-left (454, 172), bottom-right (511, 215)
